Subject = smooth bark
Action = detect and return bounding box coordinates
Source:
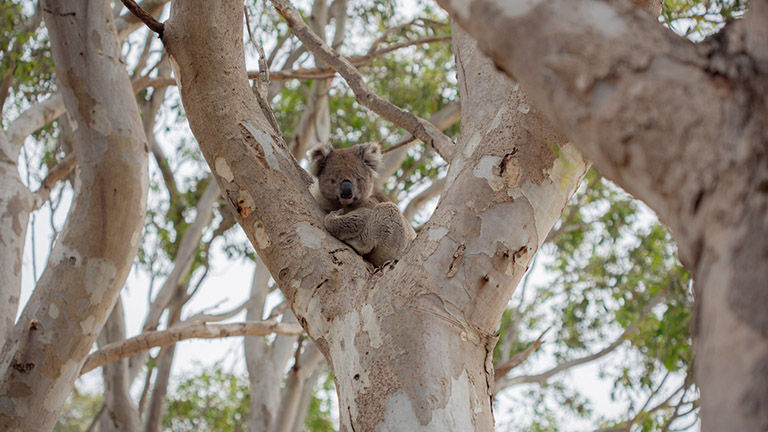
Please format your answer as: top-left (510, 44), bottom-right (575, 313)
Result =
top-left (98, 299), bottom-right (141, 432)
top-left (0, 0), bottom-right (149, 429)
top-left (437, 0), bottom-right (768, 429)
top-left (245, 261), bottom-right (302, 432)
top-left (163, 1), bottom-right (586, 428)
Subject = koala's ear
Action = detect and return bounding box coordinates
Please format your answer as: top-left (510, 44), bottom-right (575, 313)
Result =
top-left (357, 142), bottom-right (382, 172)
top-left (308, 143), bottom-right (333, 176)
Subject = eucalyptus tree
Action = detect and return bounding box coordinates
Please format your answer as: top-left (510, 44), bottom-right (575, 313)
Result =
top-left (0, 0), bottom-right (760, 431)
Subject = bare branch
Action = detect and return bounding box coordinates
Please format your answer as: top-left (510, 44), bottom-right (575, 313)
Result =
top-left (186, 299), bottom-right (251, 323)
top-left (493, 327), bottom-right (550, 381)
top-left (115, 0), bottom-right (167, 39)
top-left (6, 94), bottom-right (65, 156)
top-left (141, 179), bottom-right (219, 334)
top-left (118, 0), bottom-right (164, 36)
top-left (135, 34), bottom-right (451, 92)
top-left (497, 295), bottom-right (663, 391)
top-left (31, 153), bottom-right (76, 210)
top-left (270, 0), bottom-right (455, 161)
top-left (378, 100), bottom-right (460, 186)
top-left (81, 320), bottom-right (304, 375)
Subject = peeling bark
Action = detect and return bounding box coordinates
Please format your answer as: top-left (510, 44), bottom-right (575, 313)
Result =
top-left (436, 0), bottom-right (768, 429)
top-left (162, 0), bottom-right (585, 429)
top-left (0, 0), bottom-right (148, 429)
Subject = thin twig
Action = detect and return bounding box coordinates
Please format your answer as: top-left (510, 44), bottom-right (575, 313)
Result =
top-left (186, 299), bottom-right (251, 323)
top-left (494, 326), bottom-right (550, 379)
top-left (118, 0), bottom-right (164, 36)
top-left (31, 153), bottom-right (76, 210)
top-left (135, 34), bottom-right (451, 92)
top-left (270, 0), bottom-right (455, 161)
top-left (381, 135), bottom-right (418, 154)
top-left (498, 294), bottom-right (664, 390)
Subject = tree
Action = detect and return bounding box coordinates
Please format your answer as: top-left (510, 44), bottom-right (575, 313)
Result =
top-left (435, 0), bottom-right (768, 430)
top-left (0, 0), bottom-right (759, 431)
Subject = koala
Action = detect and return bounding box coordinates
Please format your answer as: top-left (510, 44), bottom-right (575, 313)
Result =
top-left (308, 142), bottom-right (416, 267)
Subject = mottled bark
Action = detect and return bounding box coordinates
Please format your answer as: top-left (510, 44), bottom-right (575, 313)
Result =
top-left (0, 144), bottom-right (32, 349)
top-left (163, 1), bottom-right (585, 428)
top-left (0, 0), bottom-right (148, 429)
top-left (437, 0), bottom-right (768, 429)
top-left (0, 93), bottom-right (65, 351)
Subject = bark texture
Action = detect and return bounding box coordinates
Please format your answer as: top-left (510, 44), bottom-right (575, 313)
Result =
top-left (0, 94), bottom-right (65, 351)
top-left (163, 1), bottom-right (586, 428)
top-left (0, 0), bottom-right (148, 429)
top-left (437, 0), bottom-right (768, 429)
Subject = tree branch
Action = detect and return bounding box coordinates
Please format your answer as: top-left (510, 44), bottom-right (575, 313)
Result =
top-left (118, 0), bottom-right (164, 36)
top-left (378, 100), bottom-right (460, 185)
top-left (135, 34), bottom-right (451, 92)
top-left (31, 153), bottom-right (76, 210)
top-left (185, 299), bottom-right (251, 323)
top-left (436, 0), bottom-right (745, 268)
top-left (493, 326), bottom-right (549, 380)
top-left (270, 0), bottom-right (455, 161)
top-left (115, 0), bottom-right (167, 39)
top-left (81, 320), bottom-right (304, 375)
top-left (497, 295), bottom-right (663, 390)
top-left (5, 94), bottom-right (65, 157)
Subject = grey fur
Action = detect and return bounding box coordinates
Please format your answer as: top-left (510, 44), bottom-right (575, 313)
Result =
top-left (308, 143), bottom-right (415, 266)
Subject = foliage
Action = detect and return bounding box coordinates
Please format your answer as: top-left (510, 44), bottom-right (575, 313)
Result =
top-left (163, 367), bottom-right (251, 432)
top-left (304, 372), bottom-right (337, 432)
top-left (495, 169), bottom-right (695, 431)
top-left (162, 367), bottom-right (336, 432)
top-left (0, 2), bottom-right (55, 119)
top-left (662, 0), bottom-right (747, 39)
top-left (53, 389), bottom-right (102, 432)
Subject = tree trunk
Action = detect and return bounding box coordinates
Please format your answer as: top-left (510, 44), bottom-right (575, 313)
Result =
top-left (0, 157), bottom-right (31, 349)
top-left (273, 343), bottom-right (323, 432)
top-left (162, 0), bottom-right (586, 429)
top-left (245, 261), bottom-right (300, 432)
top-left (98, 299), bottom-right (142, 432)
top-left (0, 0), bottom-right (148, 429)
top-left (436, 0), bottom-right (768, 429)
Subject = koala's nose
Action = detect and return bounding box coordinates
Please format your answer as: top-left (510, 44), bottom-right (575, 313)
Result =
top-left (339, 180), bottom-right (354, 199)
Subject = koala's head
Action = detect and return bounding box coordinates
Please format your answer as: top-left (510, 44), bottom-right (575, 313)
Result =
top-left (308, 142), bottom-right (382, 208)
